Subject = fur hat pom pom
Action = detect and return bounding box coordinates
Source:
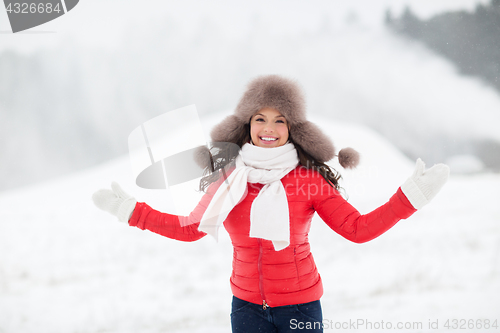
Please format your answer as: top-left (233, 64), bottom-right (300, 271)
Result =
top-left (338, 147), bottom-right (360, 169)
top-left (193, 145), bottom-right (213, 170)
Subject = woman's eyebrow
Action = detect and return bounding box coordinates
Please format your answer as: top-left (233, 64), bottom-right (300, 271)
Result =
top-left (253, 113), bottom-right (285, 120)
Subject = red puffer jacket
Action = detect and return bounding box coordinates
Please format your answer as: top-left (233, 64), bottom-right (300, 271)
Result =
top-left (129, 166), bottom-right (416, 307)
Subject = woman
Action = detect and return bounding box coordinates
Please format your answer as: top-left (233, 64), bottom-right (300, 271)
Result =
top-left (93, 75), bottom-right (450, 332)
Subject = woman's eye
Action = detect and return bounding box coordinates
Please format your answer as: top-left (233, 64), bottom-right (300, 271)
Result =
top-left (255, 118), bottom-right (264, 122)
top-left (276, 120), bottom-right (285, 123)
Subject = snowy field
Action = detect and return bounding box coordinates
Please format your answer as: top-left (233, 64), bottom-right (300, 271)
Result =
top-left (1, 114), bottom-right (499, 333)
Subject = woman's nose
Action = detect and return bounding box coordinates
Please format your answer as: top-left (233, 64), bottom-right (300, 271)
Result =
top-left (264, 124), bottom-right (275, 132)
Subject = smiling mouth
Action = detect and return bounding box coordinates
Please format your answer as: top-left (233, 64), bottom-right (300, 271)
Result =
top-left (260, 136), bottom-right (278, 142)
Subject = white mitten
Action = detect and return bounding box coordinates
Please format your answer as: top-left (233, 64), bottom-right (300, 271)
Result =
top-left (401, 158), bottom-right (450, 210)
top-left (92, 182), bottom-right (137, 222)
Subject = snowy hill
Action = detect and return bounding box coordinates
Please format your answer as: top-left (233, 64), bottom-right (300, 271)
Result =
top-left (1, 0), bottom-right (500, 192)
top-left (1, 114), bottom-right (499, 333)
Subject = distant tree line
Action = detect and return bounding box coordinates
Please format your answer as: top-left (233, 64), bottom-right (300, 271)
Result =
top-left (386, 0), bottom-right (500, 93)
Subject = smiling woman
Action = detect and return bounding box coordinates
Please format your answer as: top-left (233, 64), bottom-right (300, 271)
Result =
top-left (92, 75), bottom-right (450, 333)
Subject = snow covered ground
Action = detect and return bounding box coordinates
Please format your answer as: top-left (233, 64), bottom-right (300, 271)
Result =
top-left (1, 114), bottom-right (499, 333)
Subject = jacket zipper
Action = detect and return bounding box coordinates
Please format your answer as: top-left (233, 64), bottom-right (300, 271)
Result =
top-left (258, 238), bottom-right (268, 310)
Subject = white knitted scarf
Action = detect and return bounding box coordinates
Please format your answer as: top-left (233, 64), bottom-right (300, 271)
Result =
top-left (199, 142), bottom-right (299, 251)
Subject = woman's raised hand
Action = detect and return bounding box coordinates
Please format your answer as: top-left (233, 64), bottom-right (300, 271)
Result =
top-left (92, 182), bottom-right (137, 222)
top-left (401, 158), bottom-right (450, 210)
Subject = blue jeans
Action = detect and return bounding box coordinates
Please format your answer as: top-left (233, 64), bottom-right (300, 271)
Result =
top-left (230, 296), bottom-right (323, 332)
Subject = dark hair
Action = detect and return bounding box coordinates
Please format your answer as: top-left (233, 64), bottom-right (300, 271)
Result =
top-left (199, 123), bottom-right (342, 192)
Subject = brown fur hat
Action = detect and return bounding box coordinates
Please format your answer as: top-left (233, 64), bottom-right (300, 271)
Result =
top-left (210, 75), bottom-right (359, 167)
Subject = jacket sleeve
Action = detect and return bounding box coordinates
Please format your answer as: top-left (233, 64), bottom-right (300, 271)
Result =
top-left (313, 177), bottom-right (416, 243)
top-left (128, 180), bottom-right (222, 242)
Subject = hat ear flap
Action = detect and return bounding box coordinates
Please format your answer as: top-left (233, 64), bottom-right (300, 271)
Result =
top-left (210, 115), bottom-right (247, 143)
top-left (290, 121), bottom-right (335, 163)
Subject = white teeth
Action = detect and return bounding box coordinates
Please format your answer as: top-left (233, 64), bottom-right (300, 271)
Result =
top-left (261, 137), bottom-right (277, 141)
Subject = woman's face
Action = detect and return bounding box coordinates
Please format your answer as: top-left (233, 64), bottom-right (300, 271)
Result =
top-left (250, 107), bottom-right (289, 148)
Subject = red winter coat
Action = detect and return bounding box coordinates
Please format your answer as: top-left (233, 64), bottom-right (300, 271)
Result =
top-left (129, 166), bottom-right (416, 307)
